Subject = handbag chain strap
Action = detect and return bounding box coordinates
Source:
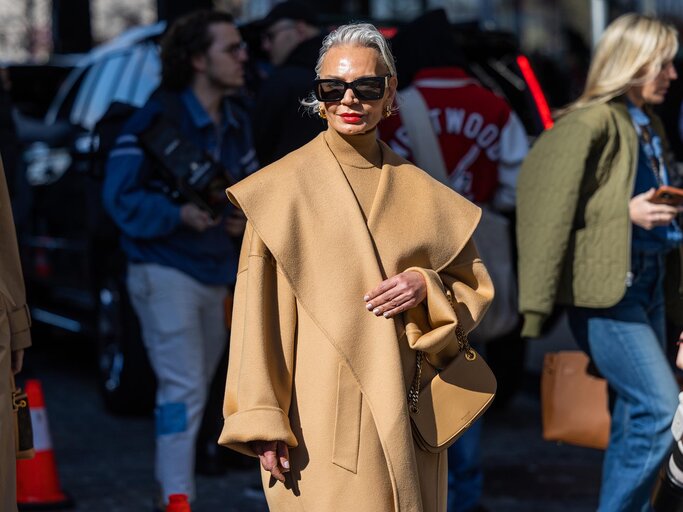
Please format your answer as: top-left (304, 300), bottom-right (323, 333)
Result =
top-left (408, 290), bottom-right (476, 414)
top-left (10, 374), bottom-right (26, 413)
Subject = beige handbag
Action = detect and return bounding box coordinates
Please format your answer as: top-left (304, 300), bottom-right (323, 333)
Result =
top-left (541, 351), bottom-right (610, 450)
top-left (408, 292), bottom-right (497, 453)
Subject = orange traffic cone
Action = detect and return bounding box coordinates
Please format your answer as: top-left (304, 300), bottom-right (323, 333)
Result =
top-left (166, 494), bottom-right (191, 512)
top-left (16, 379), bottom-right (73, 510)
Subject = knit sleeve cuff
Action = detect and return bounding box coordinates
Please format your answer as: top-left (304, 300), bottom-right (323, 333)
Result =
top-left (218, 407), bottom-right (298, 457)
top-left (521, 312), bottom-right (547, 339)
top-left (403, 267), bottom-right (457, 354)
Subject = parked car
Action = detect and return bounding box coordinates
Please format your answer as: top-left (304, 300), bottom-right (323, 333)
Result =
top-left (15, 18), bottom-right (551, 414)
top-left (16, 22), bottom-right (166, 414)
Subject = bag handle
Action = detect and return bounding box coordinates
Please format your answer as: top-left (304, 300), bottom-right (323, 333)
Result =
top-left (408, 290), bottom-right (475, 414)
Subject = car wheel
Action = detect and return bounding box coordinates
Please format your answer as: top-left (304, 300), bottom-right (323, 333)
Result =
top-left (96, 276), bottom-right (156, 415)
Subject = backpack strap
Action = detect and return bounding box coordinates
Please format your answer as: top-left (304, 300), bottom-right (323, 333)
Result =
top-left (396, 86), bottom-right (449, 185)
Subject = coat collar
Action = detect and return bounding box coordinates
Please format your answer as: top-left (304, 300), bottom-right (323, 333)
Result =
top-left (227, 133), bottom-right (480, 510)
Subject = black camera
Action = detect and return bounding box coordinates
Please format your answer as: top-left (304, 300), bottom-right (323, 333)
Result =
top-left (139, 117), bottom-right (235, 218)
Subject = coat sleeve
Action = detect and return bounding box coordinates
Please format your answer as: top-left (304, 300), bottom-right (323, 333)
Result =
top-left (0, 157), bottom-right (31, 351)
top-left (219, 222), bottom-right (298, 456)
top-left (404, 239), bottom-right (493, 368)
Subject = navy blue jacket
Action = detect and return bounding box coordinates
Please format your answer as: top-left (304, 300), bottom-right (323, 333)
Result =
top-left (102, 88), bottom-right (258, 285)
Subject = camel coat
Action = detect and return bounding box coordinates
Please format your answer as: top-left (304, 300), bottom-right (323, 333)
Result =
top-left (219, 133), bottom-right (493, 511)
top-left (0, 157), bottom-right (32, 512)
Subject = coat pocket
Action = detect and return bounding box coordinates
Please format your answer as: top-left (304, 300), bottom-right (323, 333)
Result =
top-left (332, 362), bottom-right (362, 473)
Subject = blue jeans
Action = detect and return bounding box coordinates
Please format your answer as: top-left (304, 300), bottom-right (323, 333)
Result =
top-left (447, 418), bottom-right (483, 512)
top-left (567, 250), bottom-right (678, 512)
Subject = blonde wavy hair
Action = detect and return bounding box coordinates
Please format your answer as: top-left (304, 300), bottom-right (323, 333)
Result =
top-left (558, 13), bottom-right (678, 117)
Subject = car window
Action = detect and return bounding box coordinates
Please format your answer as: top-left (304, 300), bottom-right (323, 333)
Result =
top-left (70, 55), bottom-right (124, 129)
top-left (69, 43), bottom-right (161, 130)
top-left (53, 70), bottom-right (87, 123)
top-left (130, 45), bottom-right (161, 107)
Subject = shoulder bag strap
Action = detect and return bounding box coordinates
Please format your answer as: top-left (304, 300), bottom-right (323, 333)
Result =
top-left (396, 86), bottom-right (450, 185)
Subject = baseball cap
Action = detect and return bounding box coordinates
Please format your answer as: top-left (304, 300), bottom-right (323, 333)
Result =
top-left (258, 1), bottom-right (319, 30)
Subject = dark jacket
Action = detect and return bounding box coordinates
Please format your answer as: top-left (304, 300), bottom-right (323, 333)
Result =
top-left (253, 34), bottom-right (327, 165)
top-left (102, 88), bottom-right (258, 285)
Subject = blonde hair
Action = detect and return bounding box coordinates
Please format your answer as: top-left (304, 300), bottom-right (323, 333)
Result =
top-left (558, 13), bottom-right (678, 117)
top-left (300, 22), bottom-right (396, 115)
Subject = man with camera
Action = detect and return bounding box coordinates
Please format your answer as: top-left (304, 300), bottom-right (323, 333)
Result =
top-left (102, 10), bottom-right (257, 510)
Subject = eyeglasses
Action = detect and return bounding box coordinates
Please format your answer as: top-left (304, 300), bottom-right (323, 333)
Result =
top-left (313, 75), bottom-right (391, 102)
top-left (226, 41), bottom-right (247, 57)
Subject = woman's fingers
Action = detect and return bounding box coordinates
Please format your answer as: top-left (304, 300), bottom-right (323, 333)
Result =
top-left (364, 276), bottom-right (398, 302)
top-left (677, 333), bottom-right (683, 370)
top-left (251, 441), bottom-right (289, 482)
top-left (277, 441), bottom-right (290, 472)
top-left (263, 451), bottom-right (286, 482)
top-left (649, 206), bottom-right (677, 227)
top-left (381, 297), bottom-right (420, 318)
top-left (365, 272), bottom-right (427, 316)
top-left (630, 189), bottom-right (681, 229)
top-left (367, 292), bottom-right (412, 316)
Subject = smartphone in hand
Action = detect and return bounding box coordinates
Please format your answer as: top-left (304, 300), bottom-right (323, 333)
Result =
top-left (651, 185), bottom-right (683, 206)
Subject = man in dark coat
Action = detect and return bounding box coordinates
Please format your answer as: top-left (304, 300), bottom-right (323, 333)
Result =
top-left (253, 1), bottom-right (326, 165)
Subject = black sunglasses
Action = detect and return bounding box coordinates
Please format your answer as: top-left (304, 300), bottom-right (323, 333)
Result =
top-left (313, 75), bottom-right (391, 101)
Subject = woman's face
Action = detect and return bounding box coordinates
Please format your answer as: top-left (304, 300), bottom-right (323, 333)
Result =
top-left (629, 61), bottom-right (678, 106)
top-left (318, 45), bottom-right (397, 136)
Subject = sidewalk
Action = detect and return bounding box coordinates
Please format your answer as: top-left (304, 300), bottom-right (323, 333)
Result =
top-left (480, 381), bottom-right (602, 511)
top-left (25, 329), bottom-right (606, 511)
top-left (476, 311), bottom-right (602, 511)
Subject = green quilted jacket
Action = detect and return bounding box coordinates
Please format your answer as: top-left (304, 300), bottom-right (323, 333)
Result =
top-left (517, 98), bottom-right (681, 338)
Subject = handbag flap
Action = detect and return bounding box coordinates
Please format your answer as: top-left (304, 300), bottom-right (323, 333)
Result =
top-left (410, 350), bottom-right (496, 448)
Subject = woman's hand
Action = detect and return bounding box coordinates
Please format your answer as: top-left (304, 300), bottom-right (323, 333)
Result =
top-left (629, 188), bottom-right (681, 230)
top-left (676, 332), bottom-right (683, 370)
top-left (250, 440), bottom-right (290, 483)
top-left (364, 271), bottom-right (427, 319)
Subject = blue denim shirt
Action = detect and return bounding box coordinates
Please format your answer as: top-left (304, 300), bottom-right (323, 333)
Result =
top-left (102, 88), bottom-right (259, 285)
top-left (627, 101), bottom-right (682, 253)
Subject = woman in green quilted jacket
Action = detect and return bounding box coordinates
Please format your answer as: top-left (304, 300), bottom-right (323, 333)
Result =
top-left (517, 13), bottom-right (682, 512)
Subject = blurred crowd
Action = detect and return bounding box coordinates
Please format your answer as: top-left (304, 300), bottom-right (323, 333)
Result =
top-left (3, 2), bottom-right (683, 512)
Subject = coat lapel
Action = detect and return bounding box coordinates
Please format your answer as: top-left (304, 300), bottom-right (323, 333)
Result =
top-left (369, 141), bottom-right (481, 278)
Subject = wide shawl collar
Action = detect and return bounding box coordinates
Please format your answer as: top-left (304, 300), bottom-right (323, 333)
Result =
top-left (227, 132), bottom-right (480, 511)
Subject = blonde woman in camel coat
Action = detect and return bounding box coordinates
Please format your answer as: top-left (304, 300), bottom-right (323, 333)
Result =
top-left (219, 23), bottom-right (493, 512)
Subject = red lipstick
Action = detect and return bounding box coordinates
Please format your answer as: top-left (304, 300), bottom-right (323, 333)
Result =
top-left (340, 113), bottom-right (362, 123)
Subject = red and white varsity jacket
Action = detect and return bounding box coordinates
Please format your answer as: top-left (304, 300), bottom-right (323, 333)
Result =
top-left (379, 67), bottom-right (528, 211)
